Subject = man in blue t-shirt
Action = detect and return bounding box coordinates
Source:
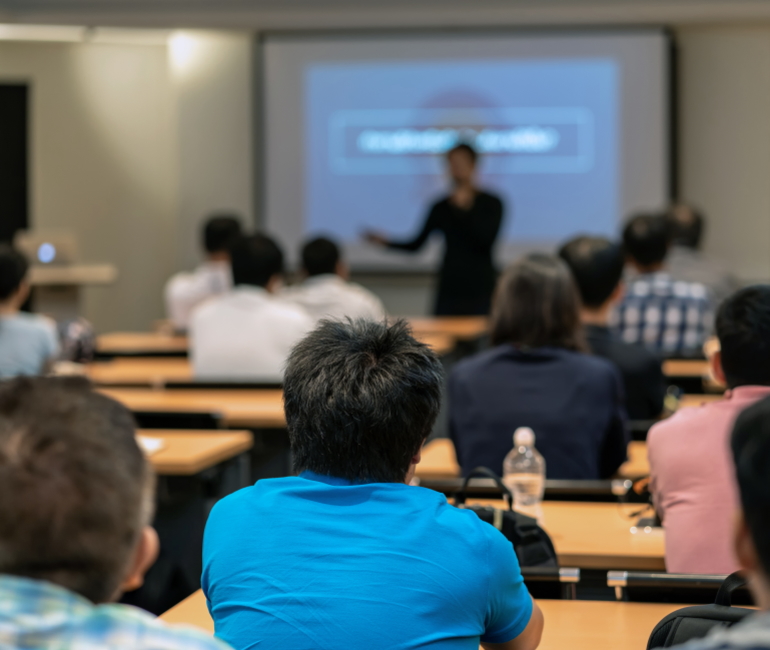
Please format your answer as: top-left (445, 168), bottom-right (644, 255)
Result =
top-left (202, 319), bottom-right (543, 650)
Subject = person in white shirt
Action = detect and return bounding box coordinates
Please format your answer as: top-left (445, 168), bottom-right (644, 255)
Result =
top-left (0, 245), bottom-right (59, 378)
top-left (190, 234), bottom-right (314, 381)
top-left (164, 215), bottom-right (242, 332)
top-left (283, 237), bottom-right (386, 323)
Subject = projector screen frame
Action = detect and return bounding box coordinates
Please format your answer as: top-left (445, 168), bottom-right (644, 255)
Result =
top-left (255, 26), bottom-right (675, 274)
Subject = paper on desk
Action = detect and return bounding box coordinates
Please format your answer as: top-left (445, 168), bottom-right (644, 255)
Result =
top-left (137, 435), bottom-right (165, 456)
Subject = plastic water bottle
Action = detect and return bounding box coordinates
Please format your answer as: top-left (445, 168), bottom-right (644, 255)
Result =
top-left (503, 427), bottom-right (546, 509)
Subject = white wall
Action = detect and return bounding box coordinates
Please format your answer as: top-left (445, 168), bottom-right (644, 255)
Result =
top-left (677, 26), bottom-right (770, 282)
top-left (170, 31), bottom-right (254, 272)
top-left (0, 40), bottom-right (177, 332)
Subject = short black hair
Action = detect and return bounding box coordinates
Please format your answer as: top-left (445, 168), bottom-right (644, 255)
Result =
top-left (284, 319), bottom-right (443, 483)
top-left (731, 394), bottom-right (770, 576)
top-left (301, 237), bottom-right (340, 277)
top-left (0, 377), bottom-right (153, 603)
top-left (0, 244), bottom-right (29, 301)
top-left (716, 286), bottom-right (770, 388)
top-left (667, 204), bottom-right (705, 249)
top-left (202, 215), bottom-right (242, 254)
top-left (447, 143), bottom-right (478, 165)
top-left (558, 236), bottom-right (625, 309)
top-left (623, 213), bottom-right (670, 267)
top-left (230, 233), bottom-right (284, 288)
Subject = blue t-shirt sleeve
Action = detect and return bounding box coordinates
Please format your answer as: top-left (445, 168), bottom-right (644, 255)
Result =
top-left (480, 526), bottom-right (534, 645)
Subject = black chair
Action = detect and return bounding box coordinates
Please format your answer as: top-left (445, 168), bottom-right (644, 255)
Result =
top-left (132, 411), bottom-right (223, 430)
top-left (608, 571), bottom-right (754, 605)
top-left (522, 567), bottom-right (580, 600)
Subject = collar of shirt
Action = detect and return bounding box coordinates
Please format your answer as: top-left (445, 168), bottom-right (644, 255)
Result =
top-left (300, 274), bottom-right (345, 289)
top-left (299, 470), bottom-right (403, 487)
top-left (723, 385), bottom-right (770, 403)
top-left (0, 573), bottom-right (93, 620)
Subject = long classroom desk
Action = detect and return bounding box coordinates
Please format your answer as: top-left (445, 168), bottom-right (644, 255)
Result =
top-left (417, 438), bottom-right (651, 481)
top-left (161, 589), bottom-right (681, 650)
top-left (96, 327), bottom-right (458, 359)
top-left (100, 387), bottom-right (286, 428)
top-left (139, 429), bottom-right (253, 476)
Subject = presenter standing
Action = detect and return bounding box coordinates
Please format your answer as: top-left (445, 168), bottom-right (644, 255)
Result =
top-left (364, 144), bottom-right (504, 316)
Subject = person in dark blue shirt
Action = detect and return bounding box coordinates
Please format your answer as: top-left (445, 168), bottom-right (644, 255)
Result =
top-left (449, 254), bottom-right (629, 480)
top-left (203, 320), bottom-right (544, 650)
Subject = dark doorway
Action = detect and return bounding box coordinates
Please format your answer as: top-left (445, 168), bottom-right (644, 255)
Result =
top-left (0, 84), bottom-right (29, 243)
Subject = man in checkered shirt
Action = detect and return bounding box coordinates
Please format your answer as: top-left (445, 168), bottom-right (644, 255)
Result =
top-left (612, 213), bottom-right (715, 357)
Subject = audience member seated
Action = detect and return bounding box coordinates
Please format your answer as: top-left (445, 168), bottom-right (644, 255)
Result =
top-left (612, 212), bottom-right (714, 357)
top-left (0, 377), bottom-right (231, 650)
top-left (282, 236), bottom-right (386, 322)
top-left (648, 285), bottom-right (770, 574)
top-left (666, 203), bottom-right (739, 305)
top-left (165, 214), bottom-right (242, 332)
top-left (671, 395), bottom-right (770, 650)
top-left (0, 245), bottom-right (59, 378)
top-left (202, 320), bottom-right (544, 650)
top-left (449, 253), bottom-right (629, 480)
top-left (559, 236), bottom-right (665, 421)
top-left (190, 234), bottom-right (313, 381)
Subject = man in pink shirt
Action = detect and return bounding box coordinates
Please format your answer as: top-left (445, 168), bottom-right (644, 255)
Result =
top-left (648, 285), bottom-right (770, 574)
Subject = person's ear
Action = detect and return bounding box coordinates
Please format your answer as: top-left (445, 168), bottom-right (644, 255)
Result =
top-left (734, 510), bottom-right (759, 573)
top-left (609, 281), bottom-right (625, 305)
top-left (711, 349), bottom-right (727, 387)
top-left (15, 280), bottom-right (30, 307)
top-left (119, 526), bottom-right (160, 596)
top-left (336, 260), bottom-right (349, 281)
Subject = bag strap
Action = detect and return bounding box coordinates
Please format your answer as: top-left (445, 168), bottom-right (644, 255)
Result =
top-left (715, 571), bottom-right (748, 607)
top-left (454, 466), bottom-right (513, 510)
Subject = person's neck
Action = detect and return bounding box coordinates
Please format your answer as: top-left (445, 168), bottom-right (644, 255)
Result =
top-left (634, 261), bottom-right (665, 275)
top-left (751, 573), bottom-right (770, 611)
top-left (581, 304), bottom-right (612, 327)
top-left (206, 252), bottom-right (229, 263)
top-left (0, 300), bottom-right (19, 317)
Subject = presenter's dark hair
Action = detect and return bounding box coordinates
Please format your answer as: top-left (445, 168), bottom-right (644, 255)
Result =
top-left (284, 319), bottom-right (443, 483)
top-left (559, 236), bottom-right (625, 309)
top-left (716, 286), bottom-right (770, 388)
top-left (202, 214), bottom-right (242, 254)
top-left (0, 245), bottom-right (29, 301)
top-left (230, 233), bottom-right (284, 288)
top-left (731, 394), bottom-right (770, 575)
top-left (447, 143), bottom-right (478, 165)
top-left (0, 377), bottom-right (154, 604)
top-left (667, 204), bottom-right (705, 250)
top-left (302, 237), bottom-right (340, 277)
top-left (623, 213), bottom-right (670, 266)
top-left (490, 253), bottom-right (586, 352)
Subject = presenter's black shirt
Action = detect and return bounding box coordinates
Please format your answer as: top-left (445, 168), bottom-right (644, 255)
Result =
top-left (386, 191), bottom-right (503, 315)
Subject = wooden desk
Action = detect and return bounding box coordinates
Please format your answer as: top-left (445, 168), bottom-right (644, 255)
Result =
top-left (95, 331), bottom-right (454, 363)
top-left (139, 429), bottom-right (253, 475)
top-left (469, 500), bottom-right (664, 570)
top-left (88, 358), bottom-right (194, 386)
top-left (407, 316), bottom-right (488, 341)
top-left (101, 388), bottom-right (285, 428)
top-left (417, 438), bottom-right (650, 481)
top-left (161, 589), bottom-right (679, 650)
top-left (663, 359), bottom-right (709, 379)
top-left (97, 332), bottom-right (189, 356)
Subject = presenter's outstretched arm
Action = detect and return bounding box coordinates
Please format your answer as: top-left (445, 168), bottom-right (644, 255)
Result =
top-left (482, 599), bottom-right (544, 650)
top-left (363, 207), bottom-right (440, 253)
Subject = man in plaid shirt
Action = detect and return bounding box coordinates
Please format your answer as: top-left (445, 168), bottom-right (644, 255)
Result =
top-left (0, 377), bottom-right (232, 650)
top-left (612, 213), bottom-right (715, 357)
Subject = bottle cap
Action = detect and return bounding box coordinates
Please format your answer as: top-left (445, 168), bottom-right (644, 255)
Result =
top-left (514, 427), bottom-right (535, 447)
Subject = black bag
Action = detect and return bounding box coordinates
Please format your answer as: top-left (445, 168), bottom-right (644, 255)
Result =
top-left (454, 466), bottom-right (558, 568)
top-left (647, 572), bottom-right (754, 649)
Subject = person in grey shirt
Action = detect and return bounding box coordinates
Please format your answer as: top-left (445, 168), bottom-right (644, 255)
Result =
top-left (672, 395), bottom-right (770, 650)
top-left (0, 245), bottom-right (59, 378)
top-left (666, 203), bottom-right (739, 305)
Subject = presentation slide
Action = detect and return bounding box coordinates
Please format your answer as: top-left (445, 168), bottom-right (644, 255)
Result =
top-left (264, 32), bottom-right (669, 270)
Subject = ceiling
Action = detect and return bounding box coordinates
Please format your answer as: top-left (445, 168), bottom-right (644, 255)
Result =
top-left (2, 0), bottom-right (770, 29)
